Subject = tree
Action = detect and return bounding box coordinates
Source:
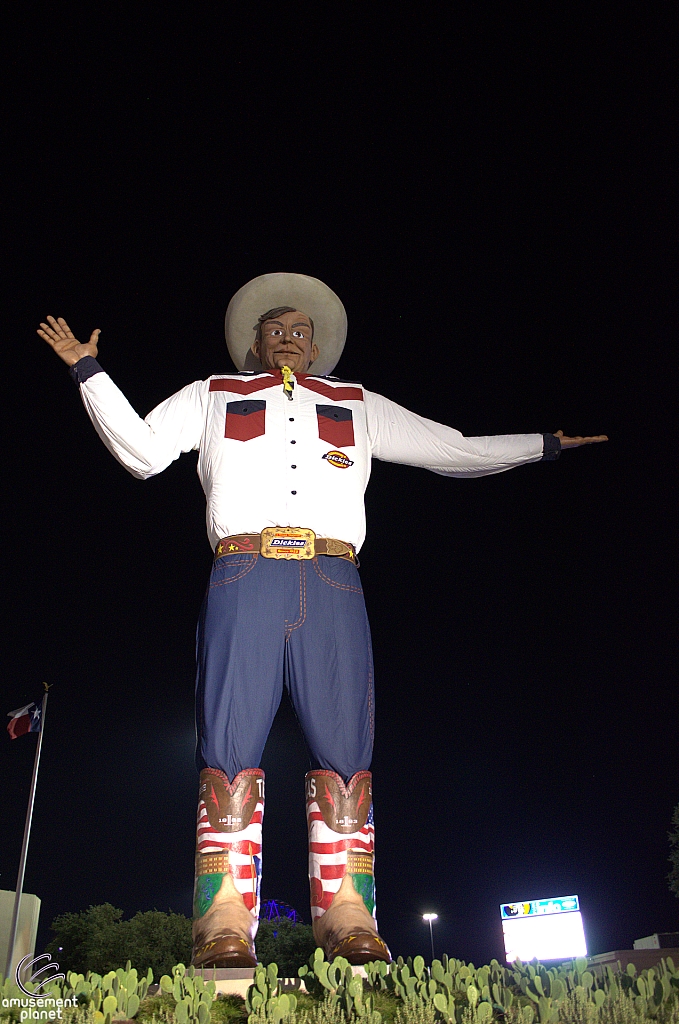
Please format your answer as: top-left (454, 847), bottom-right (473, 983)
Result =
top-left (45, 904), bottom-right (124, 974)
top-left (45, 904), bottom-right (315, 978)
top-left (669, 803), bottom-right (679, 899)
top-left (254, 917), bottom-right (317, 977)
top-left (45, 905), bottom-right (192, 977)
top-left (122, 911), bottom-right (193, 977)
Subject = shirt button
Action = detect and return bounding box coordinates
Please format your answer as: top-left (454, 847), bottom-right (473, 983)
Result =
top-left (289, 418), bottom-right (295, 422)
top-left (290, 440), bottom-right (296, 444)
top-left (291, 465), bottom-right (297, 469)
top-left (291, 490), bottom-right (297, 495)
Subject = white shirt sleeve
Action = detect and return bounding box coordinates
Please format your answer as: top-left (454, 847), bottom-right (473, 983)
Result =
top-left (78, 370), bottom-right (206, 479)
top-left (364, 389), bottom-right (544, 478)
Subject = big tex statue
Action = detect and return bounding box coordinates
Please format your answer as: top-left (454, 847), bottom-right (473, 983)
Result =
top-left (39, 274), bottom-right (606, 968)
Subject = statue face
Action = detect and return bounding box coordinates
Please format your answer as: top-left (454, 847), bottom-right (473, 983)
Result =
top-left (252, 309), bottom-right (319, 374)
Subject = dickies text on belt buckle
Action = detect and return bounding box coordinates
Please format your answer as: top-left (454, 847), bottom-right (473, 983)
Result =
top-left (260, 527), bottom-right (316, 560)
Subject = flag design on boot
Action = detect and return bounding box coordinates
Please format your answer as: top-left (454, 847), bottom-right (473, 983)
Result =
top-left (194, 768), bottom-right (264, 919)
top-left (305, 770), bottom-right (376, 924)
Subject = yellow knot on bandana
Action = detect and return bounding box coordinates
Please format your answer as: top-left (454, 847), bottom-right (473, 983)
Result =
top-left (281, 365), bottom-right (294, 401)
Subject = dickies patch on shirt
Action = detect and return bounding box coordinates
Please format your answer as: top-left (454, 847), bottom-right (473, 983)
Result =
top-left (316, 405), bottom-right (355, 447)
top-left (224, 400), bottom-right (266, 441)
top-left (322, 450), bottom-right (354, 469)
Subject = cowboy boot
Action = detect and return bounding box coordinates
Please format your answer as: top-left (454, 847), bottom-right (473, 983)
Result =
top-left (305, 770), bottom-right (391, 964)
top-left (191, 767), bottom-right (264, 968)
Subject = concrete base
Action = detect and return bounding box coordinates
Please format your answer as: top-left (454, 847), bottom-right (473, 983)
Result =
top-left (192, 965), bottom-right (368, 998)
top-left (193, 969), bottom-right (255, 998)
top-left (588, 948), bottom-right (679, 975)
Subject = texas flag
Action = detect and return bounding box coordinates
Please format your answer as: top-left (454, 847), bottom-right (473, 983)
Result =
top-left (7, 702), bottom-right (42, 740)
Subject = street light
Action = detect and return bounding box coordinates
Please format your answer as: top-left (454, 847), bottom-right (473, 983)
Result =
top-left (423, 912), bottom-right (438, 962)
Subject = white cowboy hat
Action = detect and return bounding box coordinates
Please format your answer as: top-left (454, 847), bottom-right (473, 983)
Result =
top-left (225, 272), bottom-right (347, 376)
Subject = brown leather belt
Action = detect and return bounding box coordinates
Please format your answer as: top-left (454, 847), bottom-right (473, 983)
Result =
top-left (215, 528), bottom-right (357, 563)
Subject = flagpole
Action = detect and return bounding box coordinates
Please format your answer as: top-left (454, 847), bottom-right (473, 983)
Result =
top-left (4, 684), bottom-right (50, 981)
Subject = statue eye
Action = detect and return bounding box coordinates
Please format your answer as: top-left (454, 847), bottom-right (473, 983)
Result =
top-left (270, 329), bottom-right (283, 336)
top-left (293, 331), bottom-right (304, 338)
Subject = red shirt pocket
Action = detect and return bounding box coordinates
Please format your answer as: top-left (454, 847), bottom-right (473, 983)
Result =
top-left (225, 400), bottom-right (266, 440)
top-left (316, 405), bottom-right (355, 447)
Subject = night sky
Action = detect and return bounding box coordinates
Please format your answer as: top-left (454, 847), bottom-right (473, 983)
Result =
top-left (2, 7), bottom-right (675, 968)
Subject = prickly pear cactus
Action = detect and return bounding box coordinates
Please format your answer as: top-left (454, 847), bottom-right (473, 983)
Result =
top-left (0, 976), bottom-right (25, 1005)
top-left (297, 948), bottom-right (331, 999)
top-left (13, 961), bottom-right (153, 1024)
top-left (296, 950), bottom-right (381, 1020)
top-left (245, 963), bottom-right (297, 1024)
top-left (88, 962), bottom-right (150, 1023)
top-left (159, 964), bottom-right (215, 1024)
top-left (9, 950), bottom-right (679, 1024)
top-left (364, 959), bottom-right (390, 992)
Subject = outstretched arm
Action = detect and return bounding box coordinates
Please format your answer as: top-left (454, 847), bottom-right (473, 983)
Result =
top-left (365, 390), bottom-right (607, 477)
top-left (38, 316), bottom-right (206, 479)
top-left (553, 429), bottom-right (608, 448)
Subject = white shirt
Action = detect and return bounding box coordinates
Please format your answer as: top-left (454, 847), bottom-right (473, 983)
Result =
top-left (77, 367), bottom-right (545, 552)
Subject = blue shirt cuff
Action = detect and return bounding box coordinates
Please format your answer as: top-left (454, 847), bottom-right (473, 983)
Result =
top-left (69, 356), bottom-right (104, 384)
top-left (541, 433), bottom-right (561, 460)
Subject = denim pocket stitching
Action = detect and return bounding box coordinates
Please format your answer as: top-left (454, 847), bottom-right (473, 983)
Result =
top-left (311, 558), bottom-right (363, 593)
top-left (210, 557), bottom-right (258, 588)
top-left (285, 563), bottom-right (307, 637)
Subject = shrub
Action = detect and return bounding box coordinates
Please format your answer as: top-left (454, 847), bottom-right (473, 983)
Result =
top-left (45, 905), bottom-right (192, 976)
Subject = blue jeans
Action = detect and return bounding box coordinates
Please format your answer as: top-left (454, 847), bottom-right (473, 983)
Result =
top-left (195, 554), bottom-right (375, 783)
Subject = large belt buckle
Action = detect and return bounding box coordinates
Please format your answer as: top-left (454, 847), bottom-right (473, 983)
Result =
top-left (260, 526), bottom-right (315, 560)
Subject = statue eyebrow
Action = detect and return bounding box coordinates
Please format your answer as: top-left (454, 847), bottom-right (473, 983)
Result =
top-left (264, 319), bottom-right (310, 329)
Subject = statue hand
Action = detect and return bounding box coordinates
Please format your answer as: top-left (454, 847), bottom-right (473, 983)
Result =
top-left (553, 429), bottom-right (609, 448)
top-left (38, 316), bottom-right (100, 367)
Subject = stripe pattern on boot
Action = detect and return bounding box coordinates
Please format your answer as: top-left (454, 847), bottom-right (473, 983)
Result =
top-left (305, 770), bottom-right (376, 922)
top-left (195, 767), bottom-right (264, 916)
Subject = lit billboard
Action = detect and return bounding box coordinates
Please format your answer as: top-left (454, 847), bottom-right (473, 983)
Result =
top-left (500, 895), bottom-right (587, 963)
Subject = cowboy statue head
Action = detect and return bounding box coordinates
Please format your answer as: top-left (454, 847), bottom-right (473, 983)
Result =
top-left (225, 272), bottom-right (347, 376)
